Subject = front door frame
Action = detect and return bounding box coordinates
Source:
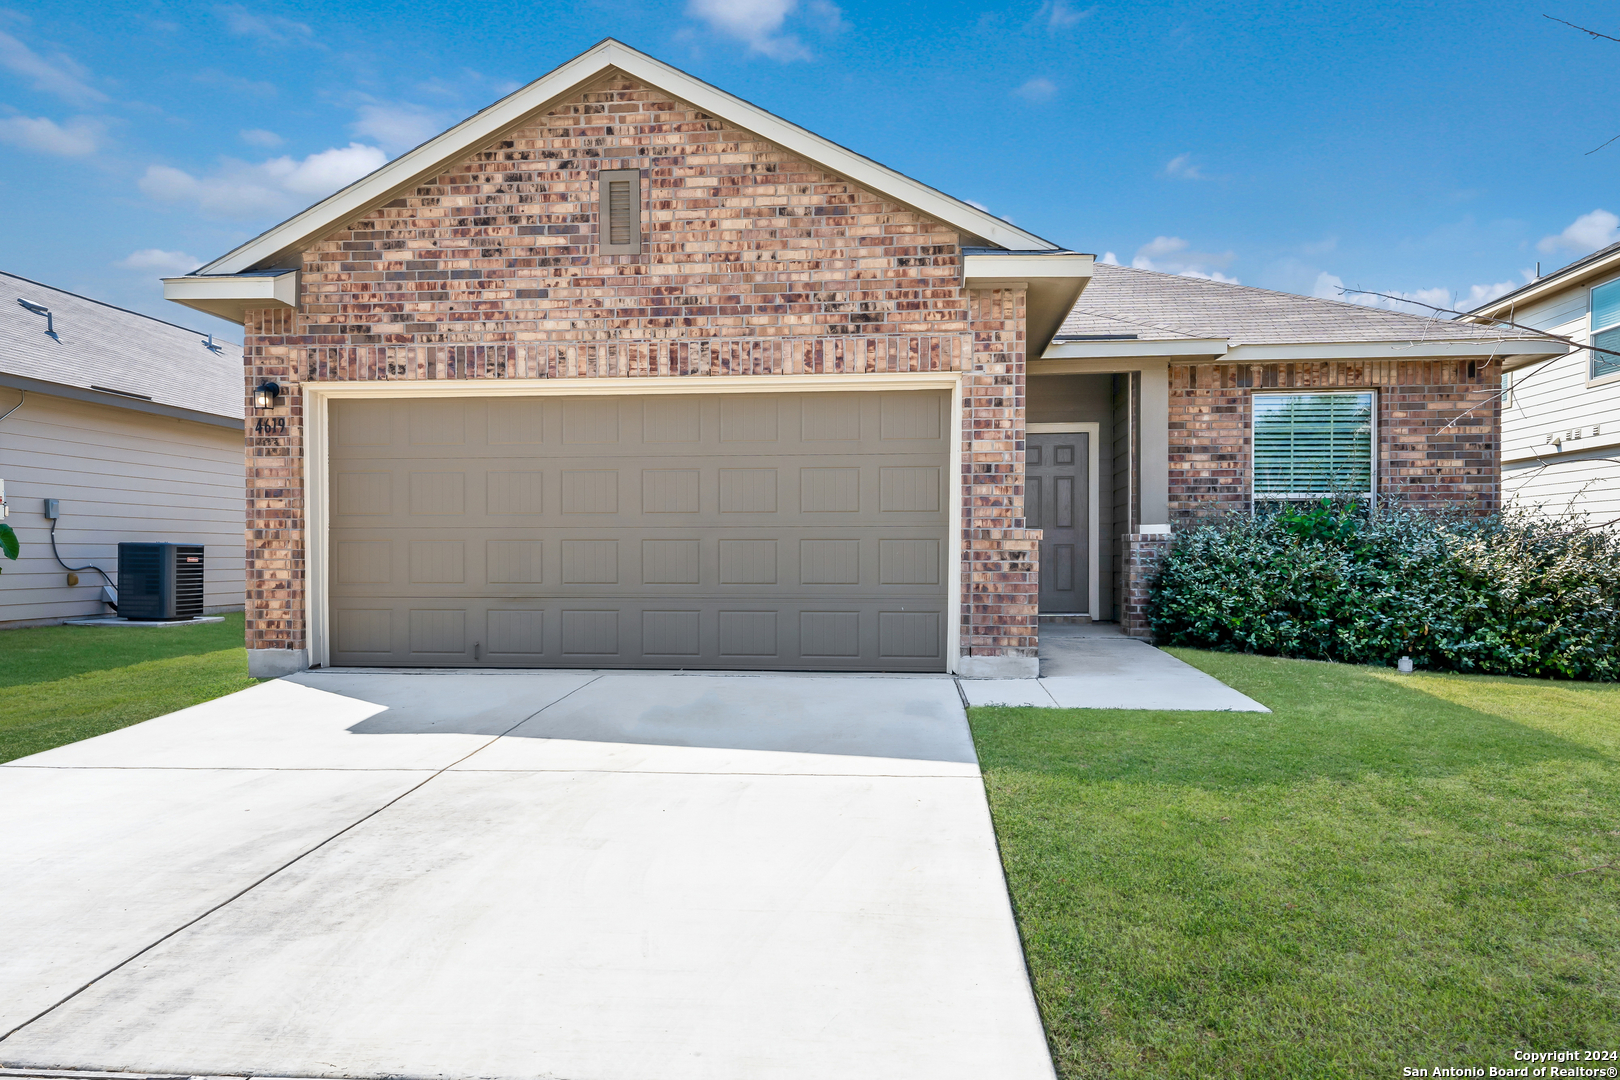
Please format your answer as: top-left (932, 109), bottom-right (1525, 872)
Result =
top-left (1027, 421), bottom-right (1101, 621)
top-left (304, 373), bottom-right (965, 671)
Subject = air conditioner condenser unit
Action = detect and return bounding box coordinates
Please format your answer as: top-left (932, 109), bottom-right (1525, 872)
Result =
top-left (117, 543), bottom-right (205, 620)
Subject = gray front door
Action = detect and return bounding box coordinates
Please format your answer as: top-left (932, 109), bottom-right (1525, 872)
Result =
top-left (1028, 432), bottom-right (1089, 614)
top-left (326, 391), bottom-right (950, 671)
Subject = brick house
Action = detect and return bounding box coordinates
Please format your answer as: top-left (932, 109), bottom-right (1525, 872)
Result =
top-left (163, 40), bottom-right (1563, 678)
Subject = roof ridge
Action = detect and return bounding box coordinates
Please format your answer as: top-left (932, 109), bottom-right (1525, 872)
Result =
top-left (2, 270), bottom-right (241, 345)
top-left (1097, 262), bottom-right (1471, 328)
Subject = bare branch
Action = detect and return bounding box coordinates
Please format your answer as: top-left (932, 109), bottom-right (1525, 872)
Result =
top-left (1333, 286), bottom-right (1620, 360)
top-left (1543, 14), bottom-right (1620, 43)
top-left (1586, 132), bottom-right (1620, 156)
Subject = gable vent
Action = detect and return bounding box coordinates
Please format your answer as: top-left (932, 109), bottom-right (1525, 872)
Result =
top-left (600, 168), bottom-right (641, 256)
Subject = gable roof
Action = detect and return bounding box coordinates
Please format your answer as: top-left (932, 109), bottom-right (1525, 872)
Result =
top-left (1051, 264), bottom-right (1563, 362)
top-left (2, 271), bottom-right (242, 426)
top-left (190, 39), bottom-right (1058, 278)
top-left (1465, 241), bottom-right (1620, 320)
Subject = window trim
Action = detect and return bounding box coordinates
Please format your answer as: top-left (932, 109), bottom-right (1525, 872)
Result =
top-left (1588, 277), bottom-right (1620, 381)
top-left (1249, 388), bottom-right (1378, 504)
top-left (598, 168), bottom-right (642, 256)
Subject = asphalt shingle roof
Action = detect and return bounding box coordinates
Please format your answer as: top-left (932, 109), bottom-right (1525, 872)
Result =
top-left (1061, 264), bottom-right (1543, 347)
top-left (0, 272), bottom-right (241, 421)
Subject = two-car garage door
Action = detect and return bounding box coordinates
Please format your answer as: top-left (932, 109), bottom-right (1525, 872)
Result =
top-left (326, 391), bottom-right (951, 671)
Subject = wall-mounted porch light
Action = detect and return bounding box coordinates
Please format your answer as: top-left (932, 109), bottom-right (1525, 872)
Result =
top-left (253, 380), bottom-right (281, 410)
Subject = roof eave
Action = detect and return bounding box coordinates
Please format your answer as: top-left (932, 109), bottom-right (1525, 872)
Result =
top-left (1467, 247), bottom-right (1620, 319)
top-left (191, 40), bottom-right (1057, 280)
top-left (0, 371), bottom-right (241, 428)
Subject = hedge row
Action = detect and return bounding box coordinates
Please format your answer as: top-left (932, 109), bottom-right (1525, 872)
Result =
top-left (1149, 500), bottom-right (1620, 680)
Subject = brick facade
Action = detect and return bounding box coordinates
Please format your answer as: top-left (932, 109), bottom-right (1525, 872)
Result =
top-left (241, 77), bottom-right (1030, 665)
top-left (1167, 359), bottom-right (1501, 517)
top-left (1120, 533), bottom-right (1172, 640)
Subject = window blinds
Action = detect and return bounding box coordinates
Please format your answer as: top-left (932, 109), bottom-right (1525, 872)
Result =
top-left (1591, 279), bottom-right (1620, 378)
top-left (1252, 392), bottom-right (1375, 498)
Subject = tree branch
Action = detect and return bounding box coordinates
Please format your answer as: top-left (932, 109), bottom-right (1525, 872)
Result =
top-left (1543, 14), bottom-right (1620, 43)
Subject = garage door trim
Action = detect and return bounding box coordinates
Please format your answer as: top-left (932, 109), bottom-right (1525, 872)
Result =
top-left (305, 373), bottom-right (965, 671)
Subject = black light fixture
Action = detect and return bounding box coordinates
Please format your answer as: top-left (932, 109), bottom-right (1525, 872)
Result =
top-left (253, 380), bottom-right (281, 410)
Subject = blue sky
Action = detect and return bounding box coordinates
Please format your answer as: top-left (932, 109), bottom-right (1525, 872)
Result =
top-left (3, 0), bottom-right (1619, 340)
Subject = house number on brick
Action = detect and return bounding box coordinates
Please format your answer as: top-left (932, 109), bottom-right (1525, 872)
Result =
top-left (254, 417), bottom-right (288, 436)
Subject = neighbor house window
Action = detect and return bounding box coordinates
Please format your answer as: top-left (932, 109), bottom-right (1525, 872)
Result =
top-left (599, 168), bottom-right (642, 256)
top-left (1589, 278), bottom-right (1620, 379)
top-left (1252, 391), bottom-right (1376, 501)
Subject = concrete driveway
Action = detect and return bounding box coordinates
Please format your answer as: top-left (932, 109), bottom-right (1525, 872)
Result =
top-left (0, 671), bottom-right (1054, 1080)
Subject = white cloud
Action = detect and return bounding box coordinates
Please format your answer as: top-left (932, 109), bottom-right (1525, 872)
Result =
top-left (0, 28), bottom-right (106, 105)
top-left (117, 249), bottom-right (201, 275)
top-left (1034, 0), bottom-right (1091, 29)
top-left (1537, 209), bottom-right (1620, 256)
top-left (352, 102), bottom-right (451, 154)
top-left (0, 113), bottom-right (101, 155)
top-left (1162, 153), bottom-right (1206, 180)
top-left (1463, 280), bottom-right (1520, 309)
top-left (687, 0), bottom-right (812, 60)
top-left (1014, 77), bottom-right (1057, 102)
top-left (1131, 236), bottom-right (1237, 281)
top-left (218, 4), bottom-right (315, 45)
top-left (1317, 272), bottom-right (1451, 315)
top-left (1099, 251), bottom-right (1118, 265)
top-left (239, 128), bottom-right (283, 147)
top-left (139, 143), bottom-right (387, 220)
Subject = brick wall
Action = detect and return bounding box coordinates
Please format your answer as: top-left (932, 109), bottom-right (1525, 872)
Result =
top-left (241, 77), bottom-right (1029, 664)
top-left (1168, 359), bottom-right (1500, 517)
top-left (1120, 533), bottom-right (1171, 640)
top-left (962, 287), bottom-right (1036, 658)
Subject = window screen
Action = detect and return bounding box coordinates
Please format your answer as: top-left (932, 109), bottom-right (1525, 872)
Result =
top-left (1252, 391), bottom-right (1375, 500)
top-left (599, 168), bottom-right (641, 256)
top-left (1590, 279), bottom-right (1620, 379)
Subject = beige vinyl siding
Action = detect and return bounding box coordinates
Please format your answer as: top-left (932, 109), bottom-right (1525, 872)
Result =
top-left (1499, 278), bottom-right (1620, 520)
top-left (0, 389), bottom-right (243, 625)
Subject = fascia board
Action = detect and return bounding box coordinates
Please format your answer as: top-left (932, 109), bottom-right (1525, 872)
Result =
top-left (963, 253), bottom-right (1093, 283)
top-left (1043, 338), bottom-right (1227, 359)
top-left (1467, 250), bottom-right (1620, 320)
top-left (0, 372), bottom-right (241, 428)
top-left (163, 271), bottom-right (297, 324)
top-left (196, 40), bottom-right (1057, 277)
top-left (1223, 340), bottom-right (1569, 363)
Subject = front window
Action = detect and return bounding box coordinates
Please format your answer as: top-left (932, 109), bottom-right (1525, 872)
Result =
top-left (1252, 391), bottom-right (1376, 502)
top-left (1590, 279), bottom-right (1620, 380)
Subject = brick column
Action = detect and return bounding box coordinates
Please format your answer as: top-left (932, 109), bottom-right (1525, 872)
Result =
top-left (959, 287), bottom-right (1039, 677)
top-left (1121, 532), bottom-right (1172, 640)
top-left (243, 306), bottom-right (309, 677)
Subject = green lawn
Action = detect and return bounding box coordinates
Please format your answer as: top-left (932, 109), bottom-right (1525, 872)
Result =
top-left (970, 651), bottom-right (1620, 1078)
top-left (0, 612), bottom-right (257, 763)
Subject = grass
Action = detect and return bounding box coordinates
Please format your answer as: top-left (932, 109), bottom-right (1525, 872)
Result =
top-left (0, 612), bottom-right (257, 763)
top-left (969, 651), bottom-right (1620, 1078)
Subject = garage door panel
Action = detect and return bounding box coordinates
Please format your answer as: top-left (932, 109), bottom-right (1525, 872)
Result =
top-left (327, 392), bottom-right (949, 670)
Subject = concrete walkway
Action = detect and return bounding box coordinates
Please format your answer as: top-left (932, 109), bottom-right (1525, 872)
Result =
top-left (0, 672), bottom-right (1054, 1080)
top-left (958, 623), bottom-right (1270, 711)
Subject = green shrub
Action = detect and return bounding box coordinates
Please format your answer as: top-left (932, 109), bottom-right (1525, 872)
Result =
top-left (1150, 500), bottom-right (1620, 680)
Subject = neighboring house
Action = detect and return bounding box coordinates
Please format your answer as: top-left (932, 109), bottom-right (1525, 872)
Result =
top-left (1463, 242), bottom-right (1620, 523)
top-left (0, 271), bottom-right (245, 626)
top-left (159, 40), bottom-right (1562, 677)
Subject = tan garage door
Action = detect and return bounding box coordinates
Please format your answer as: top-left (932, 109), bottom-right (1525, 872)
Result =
top-left (326, 391), bottom-right (951, 671)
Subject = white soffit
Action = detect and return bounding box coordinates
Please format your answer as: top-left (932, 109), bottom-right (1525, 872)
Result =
top-left (192, 39), bottom-right (1058, 281)
top-left (1223, 340), bottom-right (1569, 363)
top-left (1043, 338), bottom-right (1227, 359)
top-left (163, 271), bottom-right (298, 323)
